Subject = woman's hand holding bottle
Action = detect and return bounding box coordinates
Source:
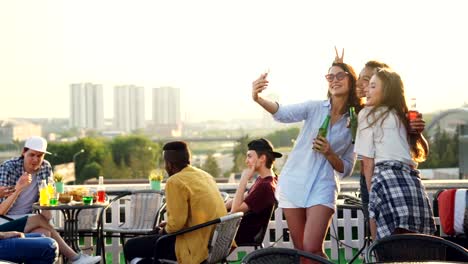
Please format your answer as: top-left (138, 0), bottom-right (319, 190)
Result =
top-left (313, 136), bottom-right (332, 155)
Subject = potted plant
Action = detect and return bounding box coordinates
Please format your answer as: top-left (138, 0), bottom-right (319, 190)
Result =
top-left (54, 173), bottom-right (65, 193)
top-left (148, 169), bottom-right (164, 191)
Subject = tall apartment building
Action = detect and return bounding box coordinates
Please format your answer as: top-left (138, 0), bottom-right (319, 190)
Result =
top-left (152, 87), bottom-right (181, 136)
top-left (70, 83), bottom-right (104, 130)
top-left (114, 85), bottom-right (145, 132)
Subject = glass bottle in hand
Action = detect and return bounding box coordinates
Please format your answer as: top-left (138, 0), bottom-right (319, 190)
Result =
top-left (314, 115), bottom-right (330, 151)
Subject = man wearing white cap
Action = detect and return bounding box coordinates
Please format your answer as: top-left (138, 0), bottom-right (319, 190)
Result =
top-left (0, 136), bottom-right (102, 264)
top-left (0, 136), bottom-right (53, 217)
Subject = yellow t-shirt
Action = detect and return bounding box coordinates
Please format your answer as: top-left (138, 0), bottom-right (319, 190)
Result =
top-left (165, 165), bottom-right (227, 264)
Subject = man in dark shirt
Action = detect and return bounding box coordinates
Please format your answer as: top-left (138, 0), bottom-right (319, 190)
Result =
top-left (226, 138), bottom-right (280, 244)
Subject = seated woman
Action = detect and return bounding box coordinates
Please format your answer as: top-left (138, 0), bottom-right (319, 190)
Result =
top-left (0, 174), bottom-right (101, 264)
top-left (0, 231), bottom-right (57, 264)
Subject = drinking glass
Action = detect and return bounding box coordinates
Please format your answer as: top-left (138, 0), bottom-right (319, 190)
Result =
top-left (49, 193), bottom-right (59, 206)
top-left (82, 196), bottom-right (93, 205)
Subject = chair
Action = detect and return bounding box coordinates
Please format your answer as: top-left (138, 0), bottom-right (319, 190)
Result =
top-left (220, 191), bottom-right (230, 203)
top-left (241, 247), bottom-right (334, 264)
top-left (54, 207), bottom-right (101, 252)
top-left (365, 233), bottom-right (468, 262)
top-left (97, 190), bottom-right (164, 263)
top-left (0, 215), bottom-right (14, 226)
top-left (235, 203), bottom-right (276, 250)
top-left (155, 212), bottom-right (243, 264)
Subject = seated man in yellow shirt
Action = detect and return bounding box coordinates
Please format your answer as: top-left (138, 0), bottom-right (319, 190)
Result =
top-left (124, 141), bottom-right (227, 264)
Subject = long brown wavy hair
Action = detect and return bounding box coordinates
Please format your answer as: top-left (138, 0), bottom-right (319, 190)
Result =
top-left (328, 62), bottom-right (362, 113)
top-left (365, 69), bottom-right (429, 162)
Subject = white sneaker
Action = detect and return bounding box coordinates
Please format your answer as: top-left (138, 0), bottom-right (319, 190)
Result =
top-left (72, 253), bottom-right (102, 264)
top-left (130, 258), bottom-right (143, 264)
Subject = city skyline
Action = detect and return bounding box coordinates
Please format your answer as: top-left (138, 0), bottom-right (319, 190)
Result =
top-left (1, 1), bottom-right (468, 122)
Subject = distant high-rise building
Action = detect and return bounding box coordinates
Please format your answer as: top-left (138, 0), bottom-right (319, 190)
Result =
top-left (70, 83), bottom-right (104, 130)
top-left (152, 87), bottom-right (181, 136)
top-left (114, 85), bottom-right (145, 132)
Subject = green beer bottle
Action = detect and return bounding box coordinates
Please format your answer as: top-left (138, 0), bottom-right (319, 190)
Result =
top-left (349, 107), bottom-right (358, 144)
top-left (318, 115), bottom-right (331, 138)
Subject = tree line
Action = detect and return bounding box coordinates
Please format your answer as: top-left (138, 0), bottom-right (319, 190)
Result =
top-left (1, 125), bottom-right (458, 183)
top-left (419, 127), bottom-right (459, 169)
top-left (47, 135), bottom-right (162, 183)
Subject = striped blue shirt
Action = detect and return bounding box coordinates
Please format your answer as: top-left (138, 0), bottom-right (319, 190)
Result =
top-left (273, 100), bottom-right (356, 208)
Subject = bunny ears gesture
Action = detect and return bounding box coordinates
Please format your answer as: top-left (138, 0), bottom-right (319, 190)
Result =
top-left (334, 46), bottom-right (344, 63)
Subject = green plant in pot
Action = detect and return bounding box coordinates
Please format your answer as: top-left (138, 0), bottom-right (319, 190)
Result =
top-left (148, 169), bottom-right (164, 191)
top-left (54, 173), bottom-right (65, 193)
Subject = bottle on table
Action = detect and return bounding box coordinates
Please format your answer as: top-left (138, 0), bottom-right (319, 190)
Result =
top-left (349, 107), bottom-right (358, 144)
top-left (47, 176), bottom-right (55, 197)
top-left (47, 176), bottom-right (58, 206)
top-left (97, 176), bottom-right (106, 203)
top-left (39, 179), bottom-right (50, 206)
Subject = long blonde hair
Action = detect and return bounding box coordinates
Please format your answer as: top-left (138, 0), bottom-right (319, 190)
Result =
top-left (365, 69), bottom-right (428, 162)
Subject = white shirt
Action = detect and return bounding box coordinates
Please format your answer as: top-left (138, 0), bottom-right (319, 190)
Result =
top-left (355, 107), bottom-right (415, 167)
top-left (273, 100), bottom-right (356, 208)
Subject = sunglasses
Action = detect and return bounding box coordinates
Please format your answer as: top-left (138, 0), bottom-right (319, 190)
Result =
top-left (325, 72), bottom-right (349, 82)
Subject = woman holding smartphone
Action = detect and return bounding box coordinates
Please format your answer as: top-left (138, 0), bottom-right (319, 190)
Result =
top-left (251, 61), bottom-right (359, 257)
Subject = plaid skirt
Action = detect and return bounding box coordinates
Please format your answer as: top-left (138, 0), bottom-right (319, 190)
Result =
top-left (369, 160), bottom-right (436, 239)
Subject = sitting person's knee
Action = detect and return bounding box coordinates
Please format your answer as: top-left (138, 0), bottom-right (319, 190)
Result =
top-left (42, 238), bottom-right (58, 256)
top-left (31, 227), bottom-right (51, 237)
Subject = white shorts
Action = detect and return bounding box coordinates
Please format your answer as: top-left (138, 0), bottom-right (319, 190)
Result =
top-left (276, 186), bottom-right (335, 210)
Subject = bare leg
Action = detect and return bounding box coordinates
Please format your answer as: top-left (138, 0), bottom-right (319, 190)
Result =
top-left (23, 214), bottom-right (79, 259)
top-left (283, 208), bottom-right (306, 250)
top-left (303, 205), bottom-right (334, 258)
top-left (29, 227), bottom-right (50, 237)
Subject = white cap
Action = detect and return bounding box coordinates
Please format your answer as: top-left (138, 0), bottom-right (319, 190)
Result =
top-left (24, 136), bottom-right (51, 154)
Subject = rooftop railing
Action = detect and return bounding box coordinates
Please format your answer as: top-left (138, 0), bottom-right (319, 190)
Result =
top-left (51, 179), bottom-right (468, 263)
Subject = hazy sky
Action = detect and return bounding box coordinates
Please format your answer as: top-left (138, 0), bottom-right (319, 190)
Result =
top-left (1, 0), bottom-right (467, 122)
